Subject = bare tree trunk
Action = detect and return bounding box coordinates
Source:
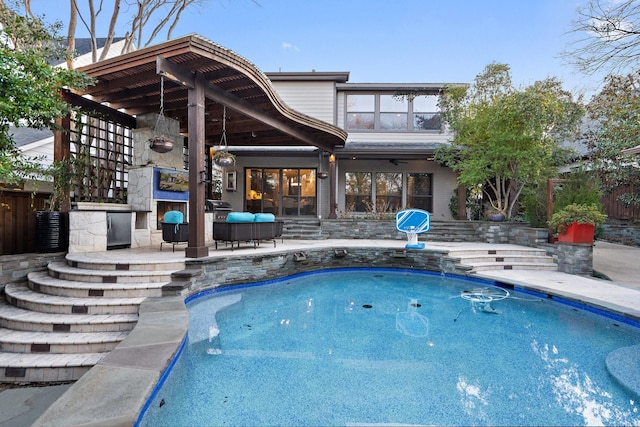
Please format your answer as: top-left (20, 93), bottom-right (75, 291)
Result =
top-left (66, 0), bottom-right (77, 69)
top-left (98, 0), bottom-right (120, 61)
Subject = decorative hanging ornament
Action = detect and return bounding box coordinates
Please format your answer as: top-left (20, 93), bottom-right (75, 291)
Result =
top-left (149, 75), bottom-right (174, 153)
top-left (213, 105), bottom-right (236, 168)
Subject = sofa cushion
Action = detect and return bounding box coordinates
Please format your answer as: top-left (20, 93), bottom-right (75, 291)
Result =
top-left (163, 210), bottom-right (184, 224)
top-left (226, 212), bottom-right (256, 223)
top-left (254, 213), bottom-right (275, 222)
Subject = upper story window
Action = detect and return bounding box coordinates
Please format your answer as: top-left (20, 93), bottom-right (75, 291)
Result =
top-left (379, 95), bottom-right (408, 130)
top-left (413, 95), bottom-right (441, 131)
top-left (346, 95), bottom-right (374, 130)
top-left (346, 93), bottom-right (441, 132)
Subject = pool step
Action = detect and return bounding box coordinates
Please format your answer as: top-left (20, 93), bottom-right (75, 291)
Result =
top-left (447, 248), bottom-right (557, 272)
top-left (0, 255), bottom-right (184, 383)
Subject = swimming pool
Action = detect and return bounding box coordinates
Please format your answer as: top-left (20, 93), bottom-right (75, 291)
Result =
top-left (138, 268), bottom-right (640, 426)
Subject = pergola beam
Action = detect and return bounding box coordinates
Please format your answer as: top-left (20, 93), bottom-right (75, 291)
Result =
top-left (156, 56), bottom-right (334, 152)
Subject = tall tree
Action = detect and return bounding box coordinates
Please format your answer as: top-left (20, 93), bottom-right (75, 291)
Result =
top-left (0, 1), bottom-right (93, 185)
top-left (564, 0), bottom-right (640, 75)
top-left (436, 63), bottom-right (584, 219)
top-left (584, 70), bottom-right (640, 208)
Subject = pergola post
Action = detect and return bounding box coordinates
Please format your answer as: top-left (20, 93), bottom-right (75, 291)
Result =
top-left (185, 74), bottom-right (208, 258)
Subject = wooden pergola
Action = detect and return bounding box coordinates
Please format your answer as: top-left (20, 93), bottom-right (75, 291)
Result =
top-left (72, 34), bottom-right (347, 258)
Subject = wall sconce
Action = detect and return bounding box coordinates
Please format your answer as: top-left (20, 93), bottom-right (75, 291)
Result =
top-left (199, 170), bottom-right (210, 184)
top-left (329, 154), bottom-right (336, 164)
top-left (333, 248), bottom-right (348, 258)
top-left (317, 171), bottom-right (329, 179)
top-left (392, 249), bottom-right (407, 258)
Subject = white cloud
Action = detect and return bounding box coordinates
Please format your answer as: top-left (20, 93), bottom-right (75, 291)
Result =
top-left (282, 42), bottom-right (300, 52)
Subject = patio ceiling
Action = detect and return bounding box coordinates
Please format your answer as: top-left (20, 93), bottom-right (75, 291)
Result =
top-left (75, 34), bottom-right (347, 152)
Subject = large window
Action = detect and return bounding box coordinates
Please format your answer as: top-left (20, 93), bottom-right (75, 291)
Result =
top-left (346, 94), bottom-right (374, 130)
top-left (245, 168), bottom-right (316, 216)
top-left (379, 95), bottom-right (407, 130)
top-left (407, 173), bottom-right (433, 212)
top-left (346, 93), bottom-right (441, 132)
top-left (375, 172), bottom-right (402, 212)
top-left (412, 95), bottom-right (441, 131)
top-left (345, 172), bottom-right (372, 212)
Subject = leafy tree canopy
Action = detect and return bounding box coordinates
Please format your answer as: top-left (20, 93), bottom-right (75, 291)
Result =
top-left (435, 63), bottom-right (584, 219)
top-left (0, 1), bottom-right (93, 185)
top-left (585, 70), bottom-right (640, 208)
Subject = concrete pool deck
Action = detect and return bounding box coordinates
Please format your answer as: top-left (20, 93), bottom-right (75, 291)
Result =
top-left (2, 239), bottom-right (639, 426)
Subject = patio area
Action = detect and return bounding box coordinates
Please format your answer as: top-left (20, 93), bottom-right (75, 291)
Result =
top-left (2, 239), bottom-right (640, 426)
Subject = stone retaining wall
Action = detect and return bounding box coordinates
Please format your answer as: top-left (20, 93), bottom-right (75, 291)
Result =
top-left (0, 252), bottom-right (65, 290)
top-left (186, 246), bottom-right (451, 293)
top-left (601, 223), bottom-right (640, 246)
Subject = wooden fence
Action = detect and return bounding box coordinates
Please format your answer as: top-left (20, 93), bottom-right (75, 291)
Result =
top-left (601, 185), bottom-right (640, 222)
top-left (0, 191), bottom-right (49, 255)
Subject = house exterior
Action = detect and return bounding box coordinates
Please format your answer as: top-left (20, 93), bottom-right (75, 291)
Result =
top-left (225, 72), bottom-right (462, 221)
top-left (9, 34), bottom-right (465, 257)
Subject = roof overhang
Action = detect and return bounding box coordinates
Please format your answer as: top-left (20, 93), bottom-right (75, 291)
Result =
top-left (75, 34), bottom-right (347, 152)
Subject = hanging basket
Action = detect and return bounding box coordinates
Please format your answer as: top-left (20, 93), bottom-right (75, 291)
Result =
top-left (149, 135), bottom-right (174, 153)
top-left (149, 76), bottom-right (174, 153)
top-left (213, 150), bottom-right (236, 168)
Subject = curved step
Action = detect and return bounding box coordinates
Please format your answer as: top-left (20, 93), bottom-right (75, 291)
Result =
top-left (47, 261), bottom-right (174, 284)
top-left (0, 299), bottom-right (137, 333)
top-left (0, 351), bottom-right (107, 382)
top-left (28, 271), bottom-right (164, 298)
top-left (469, 262), bottom-right (558, 272)
top-left (0, 327), bottom-right (128, 354)
top-left (65, 255), bottom-right (185, 272)
top-left (4, 283), bottom-right (143, 315)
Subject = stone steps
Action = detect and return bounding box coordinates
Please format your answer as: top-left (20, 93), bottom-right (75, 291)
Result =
top-left (447, 248), bottom-right (557, 273)
top-left (0, 352), bottom-right (107, 383)
top-left (5, 283), bottom-right (144, 315)
top-left (0, 299), bottom-right (137, 333)
top-left (47, 261), bottom-right (175, 284)
top-left (0, 255), bottom-right (184, 383)
top-left (0, 327), bottom-right (128, 354)
top-left (28, 271), bottom-right (165, 298)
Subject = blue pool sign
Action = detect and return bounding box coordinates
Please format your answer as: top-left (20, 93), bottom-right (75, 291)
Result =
top-left (395, 209), bottom-right (430, 249)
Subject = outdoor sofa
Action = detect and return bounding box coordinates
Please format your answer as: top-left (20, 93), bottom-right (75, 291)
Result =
top-left (213, 212), bottom-right (283, 250)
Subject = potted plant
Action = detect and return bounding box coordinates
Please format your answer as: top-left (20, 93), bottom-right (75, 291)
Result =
top-left (35, 158), bottom-right (77, 252)
top-left (549, 203), bottom-right (607, 244)
top-left (213, 150), bottom-right (236, 168)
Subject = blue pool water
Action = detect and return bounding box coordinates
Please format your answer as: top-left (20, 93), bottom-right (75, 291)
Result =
top-left (138, 268), bottom-right (640, 426)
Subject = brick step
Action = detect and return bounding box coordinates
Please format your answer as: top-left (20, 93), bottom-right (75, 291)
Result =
top-left (4, 283), bottom-right (143, 315)
top-left (65, 257), bottom-right (186, 272)
top-left (470, 262), bottom-right (558, 272)
top-left (448, 248), bottom-right (549, 257)
top-left (0, 328), bottom-right (128, 354)
top-left (0, 351), bottom-right (107, 382)
top-left (28, 271), bottom-right (165, 298)
top-left (47, 261), bottom-right (174, 284)
top-left (454, 255), bottom-right (554, 265)
top-left (0, 299), bottom-right (138, 333)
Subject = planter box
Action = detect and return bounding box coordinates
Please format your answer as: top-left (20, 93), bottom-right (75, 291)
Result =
top-left (558, 222), bottom-right (595, 244)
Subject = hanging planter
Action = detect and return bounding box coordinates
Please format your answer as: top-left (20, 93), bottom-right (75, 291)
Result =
top-left (213, 150), bottom-right (236, 168)
top-left (212, 105), bottom-right (235, 168)
top-left (149, 135), bottom-right (174, 153)
top-left (317, 171), bottom-right (329, 179)
top-left (148, 76), bottom-right (174, 153)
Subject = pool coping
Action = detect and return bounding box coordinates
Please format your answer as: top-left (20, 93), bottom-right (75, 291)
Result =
top-left (33, 243), bottom-right (640, 426)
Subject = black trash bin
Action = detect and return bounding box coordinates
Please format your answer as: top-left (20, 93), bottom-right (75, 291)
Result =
top-left (206, 200), bottom-right (233, 221)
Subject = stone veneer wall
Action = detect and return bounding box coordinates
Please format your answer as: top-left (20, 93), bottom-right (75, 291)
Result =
top-left (0, 252), bottom-right (65, 290)
top-left (320, 220), bottom-right (405, 240)
top-left (601, 223), bottom-right (640, 246)
top-left (185, 246), bottom-right (454, 293)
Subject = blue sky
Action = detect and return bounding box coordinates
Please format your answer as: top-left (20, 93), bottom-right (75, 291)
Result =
top-left (31, 0), bottom-right (601, 98)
